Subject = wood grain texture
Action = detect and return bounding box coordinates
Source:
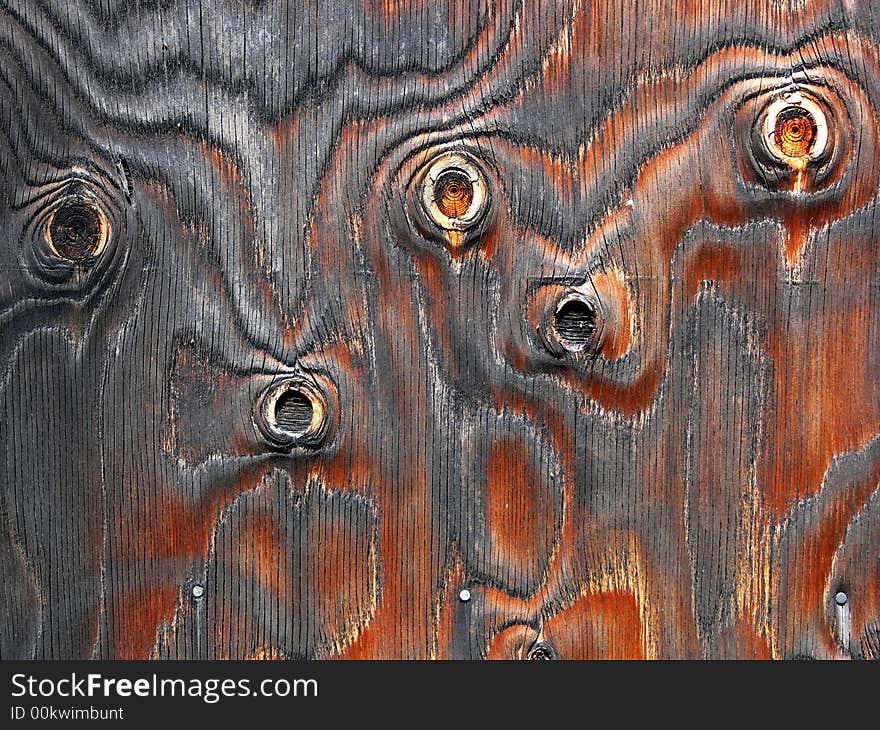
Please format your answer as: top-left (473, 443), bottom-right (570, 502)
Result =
top-left (1, 0), bottom-right (879, 660)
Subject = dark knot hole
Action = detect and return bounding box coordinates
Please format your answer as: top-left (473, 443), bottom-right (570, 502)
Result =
top-left (48, 200), bottom-right (105, 261)
top-left (272, 388), bottom-right (315, 437)
top-left (553, 296), bottom-right (598, 349)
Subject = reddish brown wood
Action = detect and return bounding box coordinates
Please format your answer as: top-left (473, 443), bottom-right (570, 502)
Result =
top-left (1, 0), bottom-right (879, 659)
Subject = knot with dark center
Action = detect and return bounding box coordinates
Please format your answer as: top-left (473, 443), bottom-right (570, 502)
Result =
top-left (46, 199), bottom-right (108, 262)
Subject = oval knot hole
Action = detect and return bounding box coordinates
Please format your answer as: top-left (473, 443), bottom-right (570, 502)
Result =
top-left (527, 642), bottom-right (556, 660)
top-left (773, 106), bottom-right (818, 159)
top-left (554, 297), bottom-right (597, 349)
top-left (48, 200), bottom-right (106, 261)
top-left (273, 388), bottom-right (314, 437)
top-left (434, 170), bottom-right (474, 219)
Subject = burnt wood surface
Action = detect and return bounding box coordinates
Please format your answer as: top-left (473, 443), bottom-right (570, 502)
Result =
top-left (2, 0), bottom-right (880, 660)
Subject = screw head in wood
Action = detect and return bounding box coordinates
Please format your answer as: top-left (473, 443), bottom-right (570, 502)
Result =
top-left (835, 591), bottom-right (848, 607)
top-left (192, 584), bottom-right (205, 599)
top-left (458, 588), bottom-right (471, 602)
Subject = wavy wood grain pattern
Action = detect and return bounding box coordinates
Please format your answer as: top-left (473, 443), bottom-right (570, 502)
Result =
top-left (1, 0), bottom-right (879, 659)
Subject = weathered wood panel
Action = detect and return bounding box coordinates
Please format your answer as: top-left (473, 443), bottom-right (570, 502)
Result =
top-left (1, 0), bottom-right (879, 660)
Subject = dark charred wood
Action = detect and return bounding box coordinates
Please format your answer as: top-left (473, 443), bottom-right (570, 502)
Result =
top-left (1, 0), bottom-right (879, 660)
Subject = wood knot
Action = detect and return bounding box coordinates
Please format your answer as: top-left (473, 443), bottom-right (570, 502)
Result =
top-left (762, 92), bottom-right (828, 171)
top-left (46, 198), bottom-right (109, 262)
top-left (256, 378), bottom-right (330, 449)
top-left (526, 641), bottom-right (556, 660)
top-left (434, 169), bottom-right (474, 219)
top-left (274, 388), bottom-right (314, 434)
top-left (553, 295), bottom-right (599, 351)
top-left (420, 152), bottom-right (488, 234)
top-left (773, 107), bottom-right (817, 159)
top-left (526, 272), bottom-right (633, 364)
